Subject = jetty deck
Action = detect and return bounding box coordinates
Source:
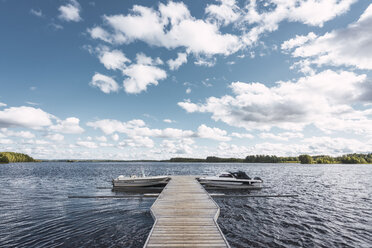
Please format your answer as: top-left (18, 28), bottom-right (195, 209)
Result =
top-left (144, 176), bottom-right (230, 248)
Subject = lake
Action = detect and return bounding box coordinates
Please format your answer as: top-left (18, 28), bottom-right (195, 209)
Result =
top-left (0, 162), bottom-right (371, 247)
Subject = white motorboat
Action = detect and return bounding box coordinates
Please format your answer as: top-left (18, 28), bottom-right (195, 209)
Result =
top-left (112, 175), bottom-right (170, 188)
top-left (198, 171), bottom-right (263, 189)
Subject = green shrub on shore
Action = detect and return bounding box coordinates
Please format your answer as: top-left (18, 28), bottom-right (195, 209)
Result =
top-left (0, 154), bottom-right (9, 163)
top-left (0, 152), bottom-right (36, 163)
top-left (339, 154), bottom-right (369, 164)
top-left (299, 154), bottom-right (314, 164)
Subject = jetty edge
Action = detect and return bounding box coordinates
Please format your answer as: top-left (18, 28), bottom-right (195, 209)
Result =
top-left (144, 175), bottom-right (230, 248)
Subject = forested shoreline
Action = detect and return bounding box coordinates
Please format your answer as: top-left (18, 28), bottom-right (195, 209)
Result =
top-left (170, 154), bottom-right (372, 164)
top-left (0, 152), bottom-right (38, 163)
top-left (1, 152), bottom-right (371, 164)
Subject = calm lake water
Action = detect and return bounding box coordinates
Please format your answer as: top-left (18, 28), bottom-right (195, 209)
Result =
top-left (0, 162), bottom-right (371, 248)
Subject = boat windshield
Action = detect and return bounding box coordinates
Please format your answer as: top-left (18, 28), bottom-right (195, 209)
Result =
top-left (219, 173), bottom-right (234, 178)
top-left (230, 171), bottom-right (251, 179)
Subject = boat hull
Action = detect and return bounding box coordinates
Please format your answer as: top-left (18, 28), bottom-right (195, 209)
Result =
top-left (112, 176), bottom-right (170, 188)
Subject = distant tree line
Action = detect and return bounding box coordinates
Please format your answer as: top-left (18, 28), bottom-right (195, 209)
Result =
top-left (0, 152), bottom-right (37, 163)
top-left (299, 153), bottom-right (372, 164)
top-left (171, 155), bottom-right (299, 163)
top-left (205, 156), bottom-right (245, 162)
top-left (244, 155), bottom-right (299, 163)
top-left (170, 155), bottom-right (294, 163)
top-left (170, 153), bottom-right (372, 164)
top-left (169, 157), bottom-right (209, 162)
top-left (48, 159), bottom-right (162, 163)
top-left (1, 151), bottom-right (370, 164)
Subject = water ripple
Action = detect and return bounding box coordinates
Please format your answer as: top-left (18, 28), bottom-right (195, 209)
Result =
top-left (1, 162), bottom-right (372, 247)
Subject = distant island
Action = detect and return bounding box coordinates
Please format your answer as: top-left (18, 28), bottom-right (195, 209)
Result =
top-left (0, 152), bottom-right (38, 163)
top-left (1, 152), bottom-right (371, 164)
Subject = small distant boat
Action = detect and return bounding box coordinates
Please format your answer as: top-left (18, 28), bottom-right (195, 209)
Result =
top-left (198, 171), bottom-right (263, 189)
top-left (112, 175), bottom-right (170, 188)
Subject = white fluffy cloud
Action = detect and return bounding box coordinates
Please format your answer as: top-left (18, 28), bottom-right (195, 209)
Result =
top-left (0, 102), bottom-right (7, 107)
top-left (179, 70), bottom-right (372, 134)
top-left (197, 124), bottom-right (230, 141)
top-left (119, 136), bottom-right (154, 148)
top-left (177, 99), bottom-right (199, 113)
top-left (87, 118), bottom-right (237, 142)
top-left (46, 133), bottom-right (64, 141)
top-left (30, 9), bottom-right (43, 17)
top-left (99, 49), bottom-right (130, 70)
top-left (0, 105), bottom-right (84, 148)
top-left (194, 56), bottom-right (217, 67)
top-left (0, 106), bottom-right (53, 129)
top-left (13, 131), bottom-right (35, 139)
top-left (206, 0), bottom-right (241, 26)
top-left (89, 1), bottom-right (241, 55)
top-left (135, 53), bottom-right (163, 66)
top-left (122, 54), bottom-right (167, 94)
top-left (87, 119), bottom-right (138, 135)
top-left (281, 32), bottom-right (317, 50)
top-left (302, 136), bottom-right (372, 155)
top-left (87, 119), bottom-right (194, 139)
top-left (282, 0), bottom-right (355, 26)
top-left (242, 0), bottom-right (356, 45)
top-left (90, 51), bottom-right (165, 94)
top-left (159, 128), bottom-right (194, 139)
top-left (0, 138), bottom-right (13, 144)
top-left (58, 0), bottom-right (82, 22)
top-left (88, 27), bottom-right (113, 43)
top-left (95, 136), bottom-right (107, 142)
top-left (215, 135), bottom-right (372, 157)
top-left (160, 138), bottom-right (195, 154)
top-left (90, 73), bottom-right (120, 94)
top-left (283, 4), bottom-right (372, 70)
top-left (167, 52), bottom-right (188, 70)
top-left (0, 129), bottom-right (35, 139)
top-left (215, 142), bottom-right (250, 157)
top-left (87, 0), bottom-right (357, 62)
top-left (163, 119), bottom-right (174, 123)
top-left (231, 132), bottom-right (254, 139)
top-left (99, 142), bottom-right (114, 147)
top-left (123, 64), bottom-right (166, 93)
top-left (76, 141), bottom-right (98, 149)
top-left (259, 132), bottom-right (303, 141)
top-left (50, 117), bottom-right (84, 134)
top-left (111, 133), bottom-right (119, 141)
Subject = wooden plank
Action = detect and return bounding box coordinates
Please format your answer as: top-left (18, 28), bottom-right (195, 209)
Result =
top-left (144, 176), bottom-right (230, 248)
top-left (147, 245), bottom-right (227, 248)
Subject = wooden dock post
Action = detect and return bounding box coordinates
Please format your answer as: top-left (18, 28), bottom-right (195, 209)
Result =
top-left (144, 176), bottom-right (230, 248)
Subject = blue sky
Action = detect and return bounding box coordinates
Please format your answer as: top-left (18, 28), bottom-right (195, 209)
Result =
top-left (1, 0), bottom-right (372, 159)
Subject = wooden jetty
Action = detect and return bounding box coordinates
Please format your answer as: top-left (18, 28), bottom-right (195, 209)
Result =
top-left (144, 176), bottom-right (230, 248)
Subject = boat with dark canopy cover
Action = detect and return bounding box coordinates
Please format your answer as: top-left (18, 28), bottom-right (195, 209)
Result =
top-left (198, 171), bottom-right (263, 189)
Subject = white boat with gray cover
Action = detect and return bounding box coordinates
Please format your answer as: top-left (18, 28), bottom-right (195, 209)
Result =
top-left (112, 175), bottom-right (170, 188)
